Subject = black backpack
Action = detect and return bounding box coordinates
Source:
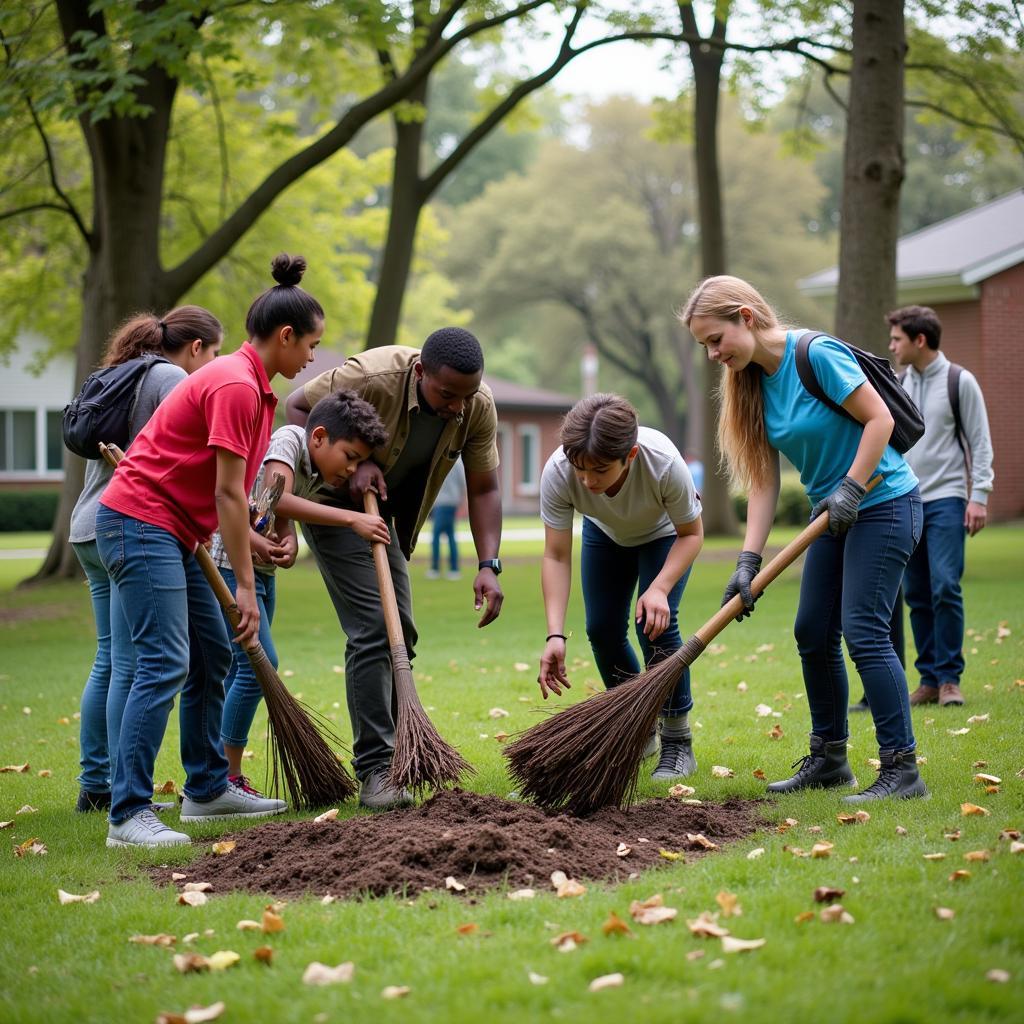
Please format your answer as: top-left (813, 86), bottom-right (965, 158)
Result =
top-left (62, 355), bottom-right (169, 459)
top-left (795, 332), bottom-right (925, 454)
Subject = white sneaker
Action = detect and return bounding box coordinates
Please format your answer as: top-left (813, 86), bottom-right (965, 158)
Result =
top-left (107, 807), bottom-right (190, 848)
top-left (179, 781), bottom-right (287, 822)
top-left (425, 569), bottom-right (441, 579)
top-left (445, 570), bottom-right (462, 581)
top-left (359, 769), bottom-right (414, 811)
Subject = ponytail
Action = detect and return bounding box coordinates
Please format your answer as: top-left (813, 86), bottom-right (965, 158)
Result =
top-left (102, 305), bottom-right (222, 367)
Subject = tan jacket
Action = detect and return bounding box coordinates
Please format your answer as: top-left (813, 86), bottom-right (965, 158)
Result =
top-left (303, 346), bottom-right (499, 554)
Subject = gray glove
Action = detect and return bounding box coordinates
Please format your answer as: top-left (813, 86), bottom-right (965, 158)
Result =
top-left (722, 550), bottom-right (762, 621)
top-left (810, 476), bottom-right (867, 536)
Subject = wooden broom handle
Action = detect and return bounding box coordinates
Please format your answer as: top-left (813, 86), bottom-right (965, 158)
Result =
top-left (363, 490), bottom-right (405, 650)
top-left (693, 475), bottom-right (882, 646)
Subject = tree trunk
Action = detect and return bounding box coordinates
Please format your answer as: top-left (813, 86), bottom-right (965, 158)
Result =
top-left (687, 14), bottom-right (737, 535)
top-left (366, 79), bottom-right (429, 348)
top-left (835, 0), bottom-right (906, 353)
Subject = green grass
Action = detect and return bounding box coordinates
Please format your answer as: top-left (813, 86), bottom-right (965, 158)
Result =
top-left (1, 524), bottom-right (1022, 1023)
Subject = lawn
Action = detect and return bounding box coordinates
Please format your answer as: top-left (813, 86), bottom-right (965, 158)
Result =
top-left (0, 523), bottom-right (1021, 1024)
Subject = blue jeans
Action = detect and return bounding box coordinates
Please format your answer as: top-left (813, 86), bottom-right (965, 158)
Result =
top-left (96, 506), bottom-right (231, 824)
top-left (72, 540), bottom-right (135, 793)
top-left (219, 566), bottom-right (277, 748)
top-left (580, 518), bottom-right (692, 716)
top-left (431, 505), bottom-right (458, 572)
top-left (794, 490), bottom-right (922, 753)
top-left (903, 497), bottom-right (967, 688)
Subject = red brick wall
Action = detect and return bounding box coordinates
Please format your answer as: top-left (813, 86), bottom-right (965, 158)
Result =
top-left (933, 263), bottom-right (1024, 521)
top-left (494, 409), bottom-right (566, 514)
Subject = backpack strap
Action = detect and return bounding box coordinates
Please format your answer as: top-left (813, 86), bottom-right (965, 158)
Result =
top-left (127, 354), bottom-right (169, 439)
top-left (947, 362), bottom-right (971, 478)
top-left (795, 331), bottom-right (852, 421)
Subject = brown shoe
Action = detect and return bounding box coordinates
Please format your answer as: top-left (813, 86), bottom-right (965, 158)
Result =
top-left (939, 682), bottom-right (965, 706)
top-left (909, 685), bottom-right (939, 706)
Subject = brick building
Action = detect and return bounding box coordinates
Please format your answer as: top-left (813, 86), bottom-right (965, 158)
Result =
top-left (800, 189), bottom-right (1024, 522)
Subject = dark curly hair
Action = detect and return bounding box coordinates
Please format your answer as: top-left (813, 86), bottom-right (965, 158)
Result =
top-left (306, 390), bottom-right (388, 450)
top-left (420, 326), bottom-right (484, 375)
top-left (246, 253), bottom-right (325, 339)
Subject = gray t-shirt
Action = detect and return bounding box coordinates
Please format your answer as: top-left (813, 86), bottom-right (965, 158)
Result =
top-left (210, 425), bottom-right (324, 575)
top-left (69, 358), bottom-right (186, 543)
top-left (540, 426), bottom-right (701, 546)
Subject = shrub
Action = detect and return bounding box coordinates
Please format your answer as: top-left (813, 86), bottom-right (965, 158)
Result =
top-left (732, 473), bottom-right (809, 526)
top-left (0, 490), bottom-right (59, 532)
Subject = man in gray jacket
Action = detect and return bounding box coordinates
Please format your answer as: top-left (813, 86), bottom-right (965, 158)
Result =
top-left (888, 305), bottom-right (994, 707)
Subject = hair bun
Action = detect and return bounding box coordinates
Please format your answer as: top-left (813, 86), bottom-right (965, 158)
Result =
top-left (271, 253), bottom-right (307, 288)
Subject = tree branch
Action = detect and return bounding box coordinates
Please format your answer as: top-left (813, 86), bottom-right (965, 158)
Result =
top-left (0, 202), bottom-right (80, 224)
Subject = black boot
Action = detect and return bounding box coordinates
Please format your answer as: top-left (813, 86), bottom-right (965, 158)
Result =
top-left (766, 735), bottom-right (856, 794)
top-left (76, 789), bottom-right (112, 813)
top-left (843, 749), bottom-right (929, 803)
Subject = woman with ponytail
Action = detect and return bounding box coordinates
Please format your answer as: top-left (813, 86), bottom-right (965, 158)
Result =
top-left (96, 255), bottom-right (324, 848)
top-left (71, 306), bottom-right (222, 814)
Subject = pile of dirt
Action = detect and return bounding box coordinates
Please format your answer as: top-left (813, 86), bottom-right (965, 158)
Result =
top-left (157, 790), bottom-right (762, 901)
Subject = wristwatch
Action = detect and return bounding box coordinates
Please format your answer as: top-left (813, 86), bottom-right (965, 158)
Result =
top-left (478, 558), bottom-right (503, 575)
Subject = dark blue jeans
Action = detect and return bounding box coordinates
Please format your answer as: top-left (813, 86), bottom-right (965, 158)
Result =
top-left (580, 517), bottom-right (692, 716)
top-left (794, 490), bottom-right (922, 753)
top-left (96, 506), bottom-right (231, 824)
top-left (431, 505), bottom-right (459, 572)
top-left (219, 566), bottom-right (278, 748)
top-left (903, 497), bottom-right (967, 689)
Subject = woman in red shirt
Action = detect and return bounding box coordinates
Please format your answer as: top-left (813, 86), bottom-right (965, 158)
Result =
top-left (97, 255), bottom-right (324, 848)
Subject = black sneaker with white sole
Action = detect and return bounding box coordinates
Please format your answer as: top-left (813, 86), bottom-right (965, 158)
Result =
top-left (651, 734), bottom-right (697, 780)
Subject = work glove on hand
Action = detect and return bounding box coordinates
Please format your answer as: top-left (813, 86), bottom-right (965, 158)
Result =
top-left (810, 476), bottom-right (867, 537)
top-left (722, 550), bottom-right (763, 621)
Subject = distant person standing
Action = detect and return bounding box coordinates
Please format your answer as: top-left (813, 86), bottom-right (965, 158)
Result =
top-left (684, 449), bottom-right (704, 495)
top-left (888, 305), bottom-right (994, 708)
top-left (428, 458), bottom-right (466, 580)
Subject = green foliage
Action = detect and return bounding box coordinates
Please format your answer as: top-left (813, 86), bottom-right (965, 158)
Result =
top-left (0, 489), bottom-right (59, 532)
top-left (732, 473), bottom-right (807, 526)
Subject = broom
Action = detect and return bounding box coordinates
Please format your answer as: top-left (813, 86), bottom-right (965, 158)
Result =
top-left (505, 480), bottom-right (880, 816)
top-left (99, 443), bottom-right (357, 810)
top-left (363, 490), bottom-right (472, 794)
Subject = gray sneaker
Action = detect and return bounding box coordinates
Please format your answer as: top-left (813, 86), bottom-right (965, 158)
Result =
top-left (179, 781), bottom-right (287, 822)
top-left (107, 807), bottom-right (190, 848)
top-left (359, 769), bottom-right (414, 811)
top-left (642, 731), bottom-right (660, 759)
top-left (651, 734), bottom-right (697, 780)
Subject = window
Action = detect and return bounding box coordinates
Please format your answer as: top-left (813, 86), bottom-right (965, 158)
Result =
top-left (517, 423), bottom-right (541, 495)
top-left (46, 411), bottom-right (64, 471)
top-left (0, 408), bottom-right (64, 476)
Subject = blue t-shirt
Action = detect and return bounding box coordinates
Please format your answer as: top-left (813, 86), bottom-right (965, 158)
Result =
top-left (761, 331), bottom-right (918, 510)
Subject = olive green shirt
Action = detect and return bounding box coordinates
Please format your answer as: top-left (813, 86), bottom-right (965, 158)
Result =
top-left (303, 346), bottom-right (499, 555)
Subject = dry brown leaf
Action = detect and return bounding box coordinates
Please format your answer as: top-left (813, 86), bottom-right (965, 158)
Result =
top-left (236, 920), bottom-right (261, 931)
top-left (130, 933), bottom-right (176, 946)
top-left (455, 923), bottom-right (479, 936)
top-left (934, 907), bottom-right (956, 921)
top-left (182, 933), bottom-right (199, 944)
top-left (658, 849), bottom-right (683, 861)
top-left (923, 853), bottom-right (946, 861)
top-left (777, 818), bottom-right (799, 833)
top-left (784, 846), bottom-right (810, 858)
top-left (715, 891), bottom-right (741, 917)
top-left (752, 768), bottom-right (766, 780)
top-left (183, 882), bottom-right (213, 893)
top-left (686, 948), bottom-right (707, 960)
top-left (837, 811), bottom-right (871, 825)
top-left (949, 869), bottom-right (971, 882)
top-left (768, 724), bottom-right (784, 740)
top-left (811, 842), bottom-right (834, 859)
top-left (381, 986), bottom-right (410, 1000)
top-left (711, 765), bottom-right (735, 778)
top-left (895, 826), bottom-right (909, 835)
top-left (550, 871), bottom-right (586, 897)
top-left (944, 830), bottom-right (962, 842)
top-left (445, 876), bottom-right (466, 892)
top-left (721, 935), bottom-right (766, 954)
top-left (947, 728), bottom-right (971, 736)
top-left (488, 707), bottom-right (510, 719)
top-left (493, 731), bottom-right (511, 742)
top-left (551, 930), bottom-right (588, 952)
top-left (155, 780), bottom-right (177, 795)
top-left (211, 841), bottom-right (236, 856)
top-left (14, 837), bottom-right (47, 857)
top-left (15, 805), bottom-right (37, 815)
top-left (57, 889), bottom-right (100, 904)
top-left (615, 842), bottom-right (632, 858)
top-left (261, 910), bottom-right (284, 934)
top-left (171, 872), bottom-right (187, 881)
top-left (253, 946), bottom-right (273, 965)
top-left (1, 764), bottom-right (30, 773)
top-left (963, 850), bottom-right (991, 862)
top-left (588, 972), bottom-right (624, 992)
top-left (794, 911), bottom-right (815, 924)
top-left (0, 821), bottom-right (12, 830)
top-left (986, 969), bottom-right (1011, 984)
top-left (998, 829), bottom-right (1021, 841)
top-left (813, 886), bottom-right (845, 904)
top-left (37, 769), bottom-right (52, 778)
top-left (688, 833), bottom-right (718, 850)
top-left (686, 911), bottom-right (729, 937)
top-left (155, 1001), bottom-right (226, 1024)
top-left (173, 953), bottom-right (210, 974)
top-left (1011, 841), bottom-right (1024, 855)
top-left (746, 847), bottom-right (765, 860)
top-left (967, 713), bottom-right (989, 724)
top-left (178, 891), bottom-right (208, 907)
top-left (602, 910), bottom-right (633, 937)
top-left (507, 888), bottom-right (535, 900)
top-left (303, 961), bottom-right (355, 985)
top-left (668, 784), bottom-right (696, 797)
top-left (974, 773), bottom-right (1001, 785)
top-left (819, 904), bottom-right (855, 924)
top-left (961, 803), bottom-right (990, 817)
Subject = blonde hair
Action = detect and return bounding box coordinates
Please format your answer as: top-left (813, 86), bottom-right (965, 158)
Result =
top-left (680, 276), bottom-right (781, 491)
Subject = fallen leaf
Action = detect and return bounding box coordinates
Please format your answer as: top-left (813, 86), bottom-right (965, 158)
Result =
top-left (130, 934), bottom-right (176, 947)
top-left (155, 780), bottom-right (177, 794)
top-left (752, 768), bottom-right (766, 780)
top-left (819, 905), bottom-right (855, 924)
top-left (688, 833), bottom-right (717, 850)
top-left (236, 920), bottom-right (261, 931)
top-left (934, 907), bottom-right (955, 920)
top-left (895, 826), bottom-right (908, 835)
top-left (381, 986), bottom-right (410, 1000)
top-left (57, 889), bottom-right (100, 904)
top-left (711, 765), bottom-right (735, 778)
top-left (493, 731), bottom-right (511, 742)
top-left (686, 948), bottom-right (706, 960)
top-left (998, 829), bottom-right (1020, 841)
top-left (37, 770), bottom-right (52, 778)
top-left (685, 910), bottom-right (729, 937)
top-left (178, 891), bottom-right (208, 907)
top-left (211, 841), bottom-right (236, 855)
top-left (746, 847), bottom-right (765, 860)
top-left (1, 764), bottom-right (30, 773)
top-left (15, 805), bottom-right (37, 815)
top-left (721, 935), bottom-right (766, 953)
top-left (949, 870), bottom-right (971, 882)
top-left (173, 953), bottom-right (209, 974)
top-left (588, 972), bottom-right (625, 992)
top-left (923, 853), bottom-right (946, 861)
top-left (768, 724), bottom-right (784, 740)
top-left (507, 888), bottom-right (535, 901)
top-left (550, 871), bottom-right (586, 897)
top-left (755, 704), bottom-right (773, 717)
top-left (155, 1001), bottom-right (226, 1024)
top-left (615, 842), bottom-right (632, 858)
top-left (14, 837), bottom-right (46, 857)
top-left (986, 969), bottom-right (1011, 984)
top-left (513, 663), bottom-right (530, 672)
top-left (602, 911), bottom-right (633, 937)
top-left (302, 961), bottom-right (355, 986)
top-left (488, 707), bottom-right (509, 718)
top-left (813, 886), bottom-right (845, 904)
top-left (312, 808), bottom-right (340, 824)
top-left (171, 872), bottom-right (187, 881)
top-left (837, 811), bottom-right (871, 825)
top-left (807, 826), bottom-right (823, 834)
top-left (445, 876), bottom-right (466, 892)
top-left (0, 821), bottom-right (12, 830)
top-left (321, 895), bottom-right (337, 905)
top-left (715, 891), bottom-right (741, 917)
top-left (658, 848), bottom-right (683, 862)
top-left (707, 958), bottom-right (726, 970)
top-left (974, 773), bottom-right (1001, 785)
top-left (551, 930), bottom-right (588, 952)
top-left (182, 933), bottom-right (199, 944)
top-left (784, 846), bottom-right (810, 858)
top-left (794, 911), bottom-right (815, 924)
top-left (183, 882), bottom-right (213, 893)
top-left (966, 714), bottom-right (989, 724)
top-left (253, 946), bottom-right (273, 965)
top-left (948, 728), bottom-right (971, 736)
top-left (736, 681), bottom-right (748, 692)
top-left (261, 910), bottom-right (284, 934)
top-left (961, 803), bottom-right (990, 817)
top-left (1011, 842), bottom-right (1024, 855)
top-left (944, 830), bottom-right (962, 842)
top-left (811, 842), bottom-right (834, 858)
top-left (455, 923), bottom-right (479, 936)
top-left (963, 850), bottom-right (991, 862)
top-left (528, 971), bottom-right (548, 985)
top-left (668, 784), bottom-right (695, 797)
top-left (777, 818), bottom-right (799, 833)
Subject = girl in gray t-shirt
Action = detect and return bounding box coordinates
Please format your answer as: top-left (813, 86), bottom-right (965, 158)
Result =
top-left (538, 394), bottom-right (703, 782)
top-left (70, 307), bottom-right (223, 812)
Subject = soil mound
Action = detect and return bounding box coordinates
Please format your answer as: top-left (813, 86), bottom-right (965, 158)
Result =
top-left (159, 790), bottom-right (762, 901)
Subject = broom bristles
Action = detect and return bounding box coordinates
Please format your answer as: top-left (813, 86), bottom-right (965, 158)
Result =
top-left (387, 646), bottom-right (472, 793)
top-left (505, 638), bottom-right (705, 816)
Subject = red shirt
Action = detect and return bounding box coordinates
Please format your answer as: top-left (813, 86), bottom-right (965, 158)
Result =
top-left (101, 343), bottom-right (277, 549)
